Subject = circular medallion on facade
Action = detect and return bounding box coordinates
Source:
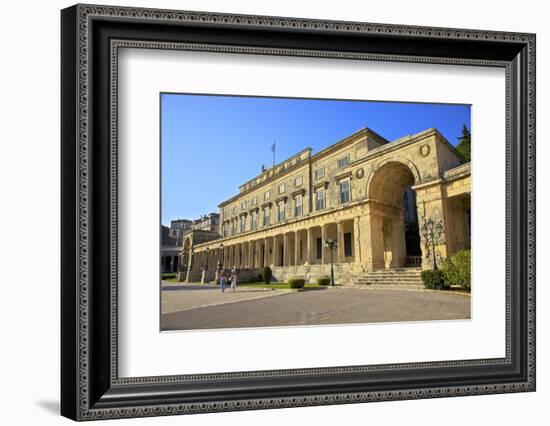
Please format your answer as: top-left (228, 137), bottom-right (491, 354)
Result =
top-left (356, 168), bottom-right (364, 179)
top-left (419, 144), bottom-right (431, 157)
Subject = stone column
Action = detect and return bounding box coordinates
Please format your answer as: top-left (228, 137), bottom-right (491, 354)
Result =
top-left (248, 241), bottom-right (256, 269)
top-left (353, 217), bottom-right (362, 267)
top-left (263, 238), bottom-right (268, 267)
top-left (306, 228), bottom-right (313, 265)
top-left (392, 210), bottom-right (407, 267)
top-left (337, 221), bottom-right (345, 263)
top-left (321, 224), bottom-right (328, 264)
top-left (273, 235), bottom-right (280, 266)
top-left (283, 232), bottom-right (290, 266)
top-left (294, 230), bottom-right (300, 266)
top-left (257, 240), bottom-right (262, 268)
top-left (185, 251), bottom-right (193, 282)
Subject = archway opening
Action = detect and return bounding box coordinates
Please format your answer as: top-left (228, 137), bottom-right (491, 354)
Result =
top-left (368, 161), bottom-right (420, 269)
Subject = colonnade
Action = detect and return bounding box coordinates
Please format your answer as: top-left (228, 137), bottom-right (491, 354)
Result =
top-left (187, 218), bottom-right (357, 274)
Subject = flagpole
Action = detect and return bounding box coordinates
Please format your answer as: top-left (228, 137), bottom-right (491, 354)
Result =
top-left (272, 140), bottom-right (276, 168)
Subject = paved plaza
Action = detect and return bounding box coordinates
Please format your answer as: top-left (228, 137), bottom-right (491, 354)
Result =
top-left (161, 282), bottom-right (471, 331)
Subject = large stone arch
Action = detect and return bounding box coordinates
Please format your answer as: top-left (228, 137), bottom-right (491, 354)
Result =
top-left (364, 158), bottom-right (421, 270)
top-left (366, 157), bottom-right (421, 202)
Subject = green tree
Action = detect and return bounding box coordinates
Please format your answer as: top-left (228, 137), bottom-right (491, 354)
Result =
top-left (456, 125), bottom-right (471, 162)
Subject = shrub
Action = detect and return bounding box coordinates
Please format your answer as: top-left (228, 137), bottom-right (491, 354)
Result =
top-left (442, 250), bottom-right (471, 291)
top-left (263, 266), bottom-right (272, 284)
top-left (317, 276), bottom-right (331, 286)
top-left (288, 278), bottom-right (306, 289)
top-left (161, 273), bottom-right (176, 279)
top-left (258, 273), bottom-right (263, 282)
top-left (421, 269), bottom-right (448, 290)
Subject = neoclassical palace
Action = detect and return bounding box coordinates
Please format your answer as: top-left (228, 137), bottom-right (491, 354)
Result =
top-left (176, 126), bottom-right (471, 284)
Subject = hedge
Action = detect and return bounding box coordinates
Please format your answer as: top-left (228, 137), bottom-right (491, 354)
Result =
top-left (288, 278), bottom-right (306, 289)
top-left (442, 250), bottom-right (471, 291)
top-left (421, 269), bottom-right (448, 290)
top-left (161, 273), bottom-right (176, 279)
top-left (263, 266), bottom-right (272, 284)
top-left (317, 276), bottom-right (331, 286)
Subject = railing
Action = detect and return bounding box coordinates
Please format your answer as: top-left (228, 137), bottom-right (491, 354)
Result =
top-left (405, 256), bottom-right (422, 267)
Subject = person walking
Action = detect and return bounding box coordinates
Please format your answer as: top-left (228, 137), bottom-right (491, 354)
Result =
top-left (230, 268), bottom-right (238, 292)
top-left (219, 270), bottom-right (227, 293)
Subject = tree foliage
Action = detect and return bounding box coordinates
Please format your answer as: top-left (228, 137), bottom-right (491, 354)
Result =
top-left (456, 124), bottom-right (471, 162)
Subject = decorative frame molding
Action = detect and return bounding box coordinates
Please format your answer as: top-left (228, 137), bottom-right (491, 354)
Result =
top-left (61, 3), bottom-right (535, 421)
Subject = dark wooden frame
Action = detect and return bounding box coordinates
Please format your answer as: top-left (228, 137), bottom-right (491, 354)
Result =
top-left (61, 4), bottom-right (536, 421)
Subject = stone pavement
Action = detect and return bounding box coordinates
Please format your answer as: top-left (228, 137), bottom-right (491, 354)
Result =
top-left (161, 286), bottom-right (471, 331)
top-left (161, 282), bottom-right (292, 314)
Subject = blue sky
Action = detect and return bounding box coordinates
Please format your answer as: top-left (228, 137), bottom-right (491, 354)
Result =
top-left (161, 94), bottom-right (470, 225)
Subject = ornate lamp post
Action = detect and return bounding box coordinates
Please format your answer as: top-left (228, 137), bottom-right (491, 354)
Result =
top-left (420, 218), bottom-right (443, 270)
top-left (324, 238), bottom-right (338, 287)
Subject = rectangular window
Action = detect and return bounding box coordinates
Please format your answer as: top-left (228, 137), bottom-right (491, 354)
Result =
top-left (240, 217), bottom-right (246, 233)
top-left (252, 196), bottom-right (258, 206)
top-left (264, 190), bottom-right (270, 200)
top-left (294, 195), bottom-right (302, 217)
top-left (316, 237), bottom-right (323, 259)
top-left (277, 202), bottom-right (285, 222)
top-left (241, 200), bottom-right (247, 210)
top-left (251, 212), bottom-right (257, 230)
top-left (337, 156), bottom-right (349, 169)
top-left (314, 167), bottom-right (325, 180)
top-left (316, 189), bottom-right (325, 211)
top-left (223, 223), bottom-right (228, 237)
top-left (263, 207), bottom-right (270, 226)
top-left (294, 175), bottom-right (303, 187)
top-left (231, 221), bottom-right (236, 235)
top-left (278, 183), bottom-right (286, 194)
top-left (232, 206), bottom-right (237, 214)
top-left (339, 180), bottom-right (350, 204)
top-left (344, 232), bottom-right (352, 257)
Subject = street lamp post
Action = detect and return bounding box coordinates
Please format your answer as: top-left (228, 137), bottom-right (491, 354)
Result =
top-left (420, 218), bottom-right (443, 270)
top-left (324, 238), bottom-right (338, 287)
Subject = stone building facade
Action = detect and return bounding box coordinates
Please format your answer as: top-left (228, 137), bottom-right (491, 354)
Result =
top-left (161, 215), bottom-right (220, 274)
top-left (179, 127), bottom-right (471, 284)
top-left (192, 213), bottom-right (220, 234)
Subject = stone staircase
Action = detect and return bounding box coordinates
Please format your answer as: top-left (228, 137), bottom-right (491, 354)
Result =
top-left (355, 267), bottom-right (423, 289)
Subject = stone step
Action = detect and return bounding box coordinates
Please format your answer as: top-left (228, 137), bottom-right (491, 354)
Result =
top-left (361, 274), bottom-right (422, 278)
top-left (356, 281), bottom-right (423, 286)
top-left (355, 268), bottom-right (423, 287)
top-left (367, 283), bottom-right (425, 289)
top-left (356, 278), bottom-right (423, 283)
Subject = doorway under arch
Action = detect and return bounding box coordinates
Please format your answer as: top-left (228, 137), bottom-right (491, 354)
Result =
top-left (367, 161), bottom-right (421, 269)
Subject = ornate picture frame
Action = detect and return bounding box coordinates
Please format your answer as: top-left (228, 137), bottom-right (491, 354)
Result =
top-left (61, 4), bottom-right (535, 420)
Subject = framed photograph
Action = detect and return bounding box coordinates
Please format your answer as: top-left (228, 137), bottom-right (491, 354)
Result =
top-left (61, 4), bottom-right (536, 421)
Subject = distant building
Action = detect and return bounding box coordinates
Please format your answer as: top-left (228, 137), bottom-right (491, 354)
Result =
top-left (161, 215), bottom-right (220, 274)
top-left (192, 213), bottom-right (220, 234)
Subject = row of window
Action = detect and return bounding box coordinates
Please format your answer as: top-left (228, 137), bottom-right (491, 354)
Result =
top-left (232, 175), bottom-right (305, 214)
top-left (223, 179), bottom-right (352, 236)
top-left (313, 155), bottom-right (350, 180)
top-left (230, 156), bottom-right (350, 215)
